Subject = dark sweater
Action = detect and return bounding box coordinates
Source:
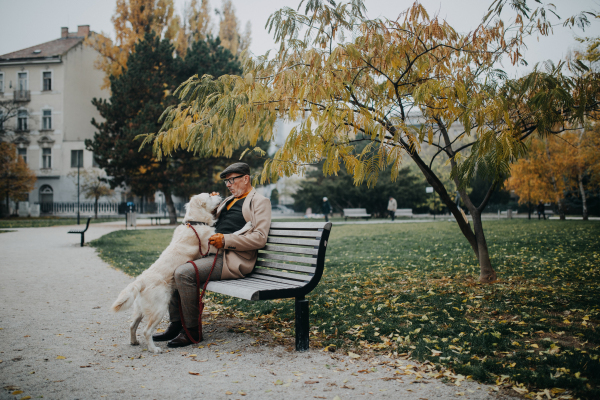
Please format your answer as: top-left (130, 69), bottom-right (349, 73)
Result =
top-left (215, 197), bottom-right (247, 234)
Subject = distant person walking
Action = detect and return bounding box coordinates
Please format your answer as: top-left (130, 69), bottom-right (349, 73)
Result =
top-left (387, 196), bottom-right (397, 221)
top-left (322, 197), bottom-right (332, 222)
top-left (537, 201), bottom-right (546, 220)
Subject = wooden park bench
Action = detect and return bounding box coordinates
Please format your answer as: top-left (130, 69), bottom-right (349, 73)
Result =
top-left (343, 208), bottom-right (371, 221)
top-left (149, 215), bottom-right (165, 225)
top-left (394, 208), bottom-right (413, 218)
top-left (68, 217), bottom-right (91, 247)
top-left (206, 221), bottom-right (332, 351)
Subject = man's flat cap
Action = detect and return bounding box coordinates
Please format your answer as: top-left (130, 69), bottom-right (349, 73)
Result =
top-left (220, 162), bottom-right (251, 179)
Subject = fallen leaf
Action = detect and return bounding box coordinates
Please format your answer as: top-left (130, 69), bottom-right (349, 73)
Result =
top-left (238, 391), bottom-right (247, 396)
top-left (20, 397), bottom-right (31, 400)
top-left (305, 380), bottom-right (319, 384)
top-left (12, 391), bottom-right (23, 395)
top-left (348, 352), bottom-right (360, 359)
top-left (225, 391), bottom-right (233, 395)
top-left (56, 356), bottom-right (66, 360)
top-left (274, 380), bottom-right (283, 385)
top-left (188, 372), bottom-right (200, 376)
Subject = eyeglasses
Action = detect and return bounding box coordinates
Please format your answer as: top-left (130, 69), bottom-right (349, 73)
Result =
top-left (223, 175), bottom-right (246, 185)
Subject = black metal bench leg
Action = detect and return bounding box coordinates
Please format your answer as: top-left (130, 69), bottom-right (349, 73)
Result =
top-left (295, 296), bottom-right (309, 352)
top-left (81, 233), bottom-right (84, 247)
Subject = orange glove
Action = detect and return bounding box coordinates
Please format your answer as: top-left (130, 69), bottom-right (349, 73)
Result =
top-left (209, 233), bottom-right (224, 249)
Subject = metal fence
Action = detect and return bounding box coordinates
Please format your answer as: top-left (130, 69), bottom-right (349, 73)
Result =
top-left (37, 202), bottom-right (186, 216)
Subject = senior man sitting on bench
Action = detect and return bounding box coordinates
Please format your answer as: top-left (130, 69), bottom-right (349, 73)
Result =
top-left (153, 162), bottom-right (272, 348)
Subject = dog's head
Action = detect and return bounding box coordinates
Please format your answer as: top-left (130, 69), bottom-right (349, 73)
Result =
top-left (184, 193), bottom-right (222, 223)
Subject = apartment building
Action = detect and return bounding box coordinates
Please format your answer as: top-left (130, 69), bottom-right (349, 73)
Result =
top-left (0, 25), bottom-right (111, 212)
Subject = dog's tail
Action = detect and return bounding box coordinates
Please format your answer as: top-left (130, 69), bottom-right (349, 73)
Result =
top-left (111, 280), bottom-right (144, 312)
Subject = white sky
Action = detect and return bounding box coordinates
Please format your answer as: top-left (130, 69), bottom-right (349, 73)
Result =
top-left (1, 0), bottom-right (599, 78)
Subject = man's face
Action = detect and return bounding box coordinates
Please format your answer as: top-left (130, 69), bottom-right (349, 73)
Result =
top-left (225, 173), bottom-right (249, 197)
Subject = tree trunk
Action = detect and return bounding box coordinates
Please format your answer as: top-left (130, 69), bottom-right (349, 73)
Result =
top-left (470, 209), bottom-right (497, 282)
top-left (94, 196), bottom-right (99, 219)
top-left (164, 191), bottom-right (177, 224)
top-left (578, 172), bottom-right (588, 221)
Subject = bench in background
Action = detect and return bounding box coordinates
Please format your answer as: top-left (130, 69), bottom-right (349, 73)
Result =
top-left (394, 208), bottom-right (413, 218)
top-left (206, 221), bottom-right (332, 351)
top-left (343, 208), bottom-right (371, 221)
top-left (68, 218), bottom-right (92, 247)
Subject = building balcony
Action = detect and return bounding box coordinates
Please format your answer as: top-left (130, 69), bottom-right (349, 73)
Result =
top-left (14, 90), bottom-right (30, 102)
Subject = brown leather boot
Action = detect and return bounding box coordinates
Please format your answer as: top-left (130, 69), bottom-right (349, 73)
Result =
top-left (152, 321), bottom-right (182, 342)
top-left (167, 328), bottom-right (201, 348)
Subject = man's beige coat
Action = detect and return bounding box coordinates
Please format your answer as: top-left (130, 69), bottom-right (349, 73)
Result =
top-left (216, 188), bottom-right (271, 279)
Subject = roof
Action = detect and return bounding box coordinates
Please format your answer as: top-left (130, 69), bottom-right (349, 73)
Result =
top-left (0, 36), bottom-right (85, 63)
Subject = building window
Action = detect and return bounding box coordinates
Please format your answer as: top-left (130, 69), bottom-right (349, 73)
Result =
top-left (43, 71), bottom-right (52, 91)
top-left (17, 148), bottom-right (27, 163)
top-left (18, 72), bottom-right (28, 91)
top-left (17, 110), bottom-right (28, 131)
top-left (71, 150), bottom-right (83, 168)
top-left (0, 72), bottom-right (4, 92)
top-left (42, 109), bottom-right (52, 130)
top-left (42, 148), bottom-right (52, 169)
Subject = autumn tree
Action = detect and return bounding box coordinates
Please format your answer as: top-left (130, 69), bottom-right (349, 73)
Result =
top-left (216, 0), bottom-right (251, 56)
top-left (68, 168), bottom-right (114, 219)
top-left (0, 142), bottom-right (36, 217)
top-left (146, 0), bottom-right (599, 282)
top-left (86, 0), bottom-right (179, 88)
top-left (87, 31), bottom-right (245, 223)
top-left (508, 128), bottom-right (600, 220)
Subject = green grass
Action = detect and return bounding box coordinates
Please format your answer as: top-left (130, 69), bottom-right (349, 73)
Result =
top-left (90, 220), bottom-right (600, 399)
top-left (0, 217), bottom-right (123, 228)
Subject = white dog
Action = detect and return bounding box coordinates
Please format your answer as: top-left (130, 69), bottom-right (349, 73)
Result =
top-left (111, 193), bottom-right (222, 353)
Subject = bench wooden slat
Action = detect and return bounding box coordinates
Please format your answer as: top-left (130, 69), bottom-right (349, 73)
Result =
top-left (255, 260), bottom-right (316, 274)
top-left (269, 222), bottom-right (330, 229)
top-left (218, 278), bottom-right (297, 290)
top-left (263, 245), bottom-right (319, 256)
top-left (267, 237), bottom-right (320, 246)
top-left (252, 267), bottom-right (312, 282)
top-left (258, 252), bottom-right (318, 265)
top-left (268, 229), bottom-right (322, 238)
top-left (245, 273), bottom-right (307, 286)
top-left (205, 281), bottom-right (256, 300)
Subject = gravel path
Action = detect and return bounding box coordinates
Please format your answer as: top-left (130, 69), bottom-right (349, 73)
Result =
top-left (0, 222), bottom-right (513, 400)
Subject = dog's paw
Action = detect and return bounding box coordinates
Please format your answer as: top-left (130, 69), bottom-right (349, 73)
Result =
top-left (131, 340), bottom-right (140, 346)
top-left (150, 346), bottom-right (162, 354)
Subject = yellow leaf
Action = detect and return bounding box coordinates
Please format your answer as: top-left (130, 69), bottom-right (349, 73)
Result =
top-left (20, 397), bottom-right (32, 400)
top-left (225, 391), bottom-right (233, 395)
top-left (56, 356), bottom-right (66, 360)
top-left (274, 380), bottom-right (283, 385)
top-left (530, 344), bottom-right (539, 348)
top-left (238, 391), bottom-right (247, 396)
top-left (563, 319), bottom-right (571, 324)
top-left (348, 352), bottom-right (360, 359)
top-left (12, 391), bottom-right (23, 395)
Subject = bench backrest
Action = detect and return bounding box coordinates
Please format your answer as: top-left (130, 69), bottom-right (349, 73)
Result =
top-left (343, 208), bottom-right (368, 215)
top-left (249, 221), bottom-right (332, 300)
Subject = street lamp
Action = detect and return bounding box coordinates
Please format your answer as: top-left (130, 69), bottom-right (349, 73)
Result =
top-left (76, 152), bottom-right (82, 225)
top-left (426, 186), bottom-right (434, 219)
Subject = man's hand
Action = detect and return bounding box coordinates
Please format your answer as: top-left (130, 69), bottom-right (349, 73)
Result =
top-left (209, 233), bottom-right (224, 249)
top-left (210, 192), bottom-right (220, 196)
